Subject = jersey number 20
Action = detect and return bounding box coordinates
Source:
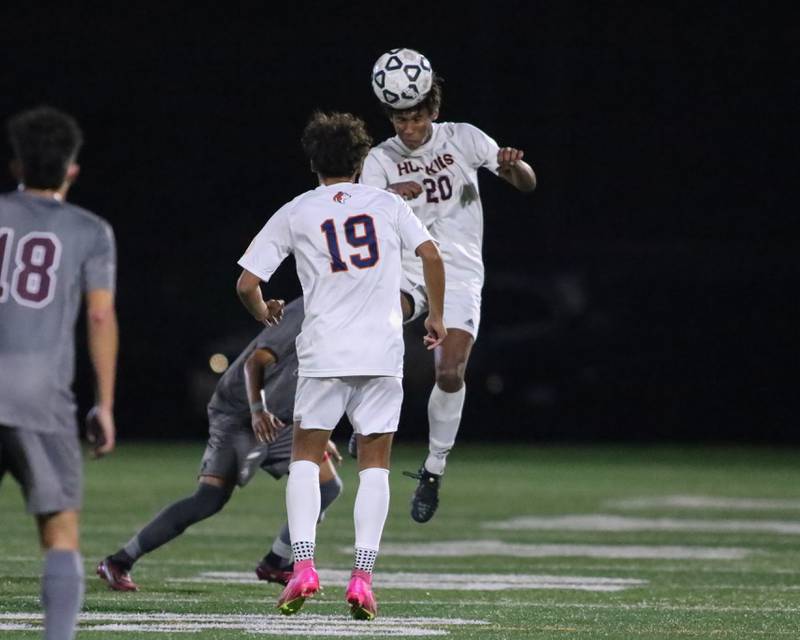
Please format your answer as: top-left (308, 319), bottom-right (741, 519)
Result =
top-left (320, 215), bottom-right (379, 273)
top-left (0, 228), bottom-right (62, 308)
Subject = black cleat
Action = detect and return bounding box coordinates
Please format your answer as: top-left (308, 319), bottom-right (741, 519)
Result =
top-left (403, 466), bottom-right (441, 523)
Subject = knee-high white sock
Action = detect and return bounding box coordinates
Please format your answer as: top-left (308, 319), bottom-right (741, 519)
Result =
top-left (426, 384), bottom-right (466, 475)
top-left (286, 460), bottom-right (320, 561)
top-left (353, 467), bottom-right (390, 573)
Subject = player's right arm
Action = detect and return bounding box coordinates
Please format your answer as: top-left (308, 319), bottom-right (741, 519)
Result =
top-left (86, 288), bottom-right (117, 456)
top-left (416, 240), bottom-right (446, 349)
top-left (236, 271), bottom-right (284, 327)
top-left (244, 348), bottom-right (285, 444)
top-left (362, 151), bottom-right (422, 201)
top-left (237, 205), bottom-right (293, 325)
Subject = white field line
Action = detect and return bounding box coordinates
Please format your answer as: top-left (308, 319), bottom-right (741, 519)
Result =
top-left (607, 495), bottom-right (800, 510)
top-left (483, 514), bottom-right (800, 534)
top-left (364, 540), bottom-right (753, 560)
top-left (170, 569), bottom-right (646, 592)
top-left (0, 613), bottom-right (486, 637)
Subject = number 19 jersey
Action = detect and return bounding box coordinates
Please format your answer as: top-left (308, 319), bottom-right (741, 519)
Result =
top-left (238, 182), bottom-right (432, 378)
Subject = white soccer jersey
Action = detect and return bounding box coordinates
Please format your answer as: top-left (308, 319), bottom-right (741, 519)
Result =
top-left (361, 122), bottom-right (500, 294)
top-left (238, 182), bottom-right (432, 378)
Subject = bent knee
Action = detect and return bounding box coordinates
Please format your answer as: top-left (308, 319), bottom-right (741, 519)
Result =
top-left (435, 368), bottom-right (465, 392)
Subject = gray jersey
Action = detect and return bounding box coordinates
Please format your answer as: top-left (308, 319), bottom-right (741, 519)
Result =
top-left (0, 191), bottom-right (116, 434)
top-left (207, 297), bottom-right (303, 425)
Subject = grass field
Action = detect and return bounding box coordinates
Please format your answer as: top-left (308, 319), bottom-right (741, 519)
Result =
top-left (2, 441), bottom-right (800, 638)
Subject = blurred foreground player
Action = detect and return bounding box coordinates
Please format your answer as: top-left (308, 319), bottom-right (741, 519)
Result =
top-left (237, 111), bottom-right (445, 620)
top-left (0, 106), bottom-right (118, 640)
top-left (362, 49), bottom-right (536, 522)
top-left (97, 298), bottom-right (344, 590)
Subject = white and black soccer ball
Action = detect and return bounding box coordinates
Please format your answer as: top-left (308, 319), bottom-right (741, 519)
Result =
top-left (371, 48), bottom-right (433, 109)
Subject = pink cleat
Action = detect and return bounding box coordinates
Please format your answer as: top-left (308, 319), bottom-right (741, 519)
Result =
top-left (346, 570), bottom-right (377, 620)
top-left (96, 557), bottom-right (139, 592)
top-left (276, 559), bottom-right (319, 615)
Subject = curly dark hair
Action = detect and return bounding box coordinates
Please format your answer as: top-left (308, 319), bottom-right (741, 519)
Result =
top-left (301, 111), bottom-right (373, 178)
top-left (381, 74), bottom-right (443, 119)
top-left (7, 106), bottom-right (83, 189)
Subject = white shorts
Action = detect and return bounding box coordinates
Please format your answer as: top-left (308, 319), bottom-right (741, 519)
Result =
top-left (293, 376), bottom-right (403, 436)
top-left (401, 275), bottom-right (482, 338)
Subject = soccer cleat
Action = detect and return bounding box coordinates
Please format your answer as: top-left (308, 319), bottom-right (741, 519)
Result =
top-left (255, 559), bottom-right (293, 586)
top-left (403, 465), bottom-right (442, 523)
top-left (96, 557), bottom-right (139, 592)
top-left (346, 570), bottom-right (377, 620)
top-left (276, 560), bottom-right (319, 615)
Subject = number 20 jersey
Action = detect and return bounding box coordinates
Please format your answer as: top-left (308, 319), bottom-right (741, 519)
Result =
top-left (0, 191), bottom-right (116, 433)
top-left (238, 182), bottom-right (432, 378)
top-left (361, 122), bottom-right (501, 296)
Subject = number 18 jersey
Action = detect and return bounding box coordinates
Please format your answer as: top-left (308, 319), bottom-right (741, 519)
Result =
top-left (361, 122), bottom-right (501, 295)
top-left (0, 191), bottom-right (116, 434)
top-left (238, 182), bottom-right (432, 378)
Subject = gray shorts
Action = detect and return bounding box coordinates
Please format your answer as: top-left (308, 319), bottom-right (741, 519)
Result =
top-left (199, 408), bottom-right (293, 486)
top-left (0, 424), bottom-right (82, 515)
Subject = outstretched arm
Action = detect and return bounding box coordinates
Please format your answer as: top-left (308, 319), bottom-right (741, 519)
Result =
top-left (415, 240), bottom-right (447, 349)
top-left (497, 147), bottom-right (537, 192)
top-left (86, 288), bottom-right (117, 456)
top-left (236, 270), bottom-right (284, 326)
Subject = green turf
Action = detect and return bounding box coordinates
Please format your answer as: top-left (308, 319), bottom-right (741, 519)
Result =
top-left (2, 442), bottom-right (800, 638)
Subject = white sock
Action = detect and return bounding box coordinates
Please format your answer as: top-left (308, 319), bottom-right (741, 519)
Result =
top-left (425, 384), bottom-right (466, 475)
top-left (354, 467), bottom-right (390, 552)
top-left (286, 460), bottom-right (320, 555)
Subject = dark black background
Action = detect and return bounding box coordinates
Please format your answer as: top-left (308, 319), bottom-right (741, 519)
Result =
top-left (1, 3), bottom-right (795, 442)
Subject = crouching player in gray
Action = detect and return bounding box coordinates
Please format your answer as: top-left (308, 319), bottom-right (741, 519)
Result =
top-left (97, 297), bottom-right (343, 590)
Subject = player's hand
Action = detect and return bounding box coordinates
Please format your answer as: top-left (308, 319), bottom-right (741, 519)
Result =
top-left (251, 410), bottom-right (285, 444)
top-left (388, 181), bottom-right (423, 201)
top-left (85, 405), bottom-right (116, 458)
top-left (497, 147), bottom-right (525, 174)
top-left (423, 315), bottom-right (447, 350)
top-left (252, 410), bottom-right (285, 443)
top-left (325, 439), bottom-right (343, 465)
top-left (261, 299), bottom-right (285, 327)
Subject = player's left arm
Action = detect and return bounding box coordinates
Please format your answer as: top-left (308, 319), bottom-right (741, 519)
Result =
top-left (236, 270), bottom-right (284, 326)
top-left (497, 146), bottom-right (537, 192)
top-left (86, 288), bottom-right (117, 456)
top-left (244, 348), bottom-right (285, 443)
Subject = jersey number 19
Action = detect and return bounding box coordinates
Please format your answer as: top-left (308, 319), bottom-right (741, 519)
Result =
top-left (320, 215), bottom-right (379, 273)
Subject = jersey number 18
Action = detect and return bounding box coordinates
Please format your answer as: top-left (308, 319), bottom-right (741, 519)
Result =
top-left (0, 228), bottom-right (62, 308)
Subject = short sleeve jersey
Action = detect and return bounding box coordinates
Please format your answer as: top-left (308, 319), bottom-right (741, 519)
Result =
top-left (238, 182), bottom-right (432, 377)
top-left (361, 122), bottom-right (500, 294)
top-left (0, 191), bottom-right (116, 434)
top-left (208, 297), bottom-right (304, 422)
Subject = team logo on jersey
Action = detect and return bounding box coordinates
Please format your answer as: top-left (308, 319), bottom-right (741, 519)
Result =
top-left (333, 191), bottom-right (351, 204)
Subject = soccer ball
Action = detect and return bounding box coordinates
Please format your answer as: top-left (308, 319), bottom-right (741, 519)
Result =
top-left (371, 48), bottom-right (433, 109)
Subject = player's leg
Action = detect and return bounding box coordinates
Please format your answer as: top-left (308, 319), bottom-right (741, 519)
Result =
top-left (428, 327), bottom-right (474, 471)
top-left (277, 376), bottom-right (345, 614)
top-left (258, 453), bottom-right (343, 584)
top-left (346, 376), bottom-right (402, 620)
top-left (37, 510), bottom-right (84, 640)
top-left (1, 425), bottom-right (85, 640)
top-left (408, 328), bottom-right (473, 523)
top-left (99, 429), bottom-right (239, 590)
